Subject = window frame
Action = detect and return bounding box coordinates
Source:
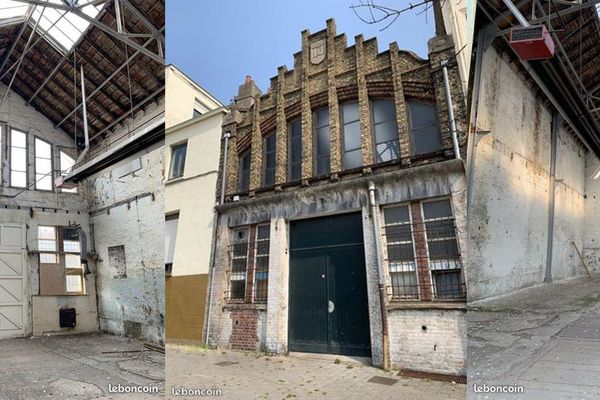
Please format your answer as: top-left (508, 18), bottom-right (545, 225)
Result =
top-left (63, 228), bottom-right (84, 295)
top-left (34, 136), bottom-right (54, 192)
top-left (420, 197), bottom-right (463, 300)
top-left (253, 223), bottom-right (271, 302)
top-left (238, 148), bottom-right (251, 192)
top-left (381, 202), bottom-right (420, 300)
top-left (262, 131), bottom-right (276, 187)
top-left (228, 226), bottom-right (250, 302)
top-left (165, 212), bottom-right (180, 277)
top-left (59, 150), bottom-right (78, 194)
top-left (287, 118), bottom-right (302, 182)
top-left (168, 140), bottom-right (188, 180)
top-left (406, 98), bottom-right (443, 156)
top-left (312, 107), bottom-right (330, 177)
top-left (9, 127), bottom-right (28, 189)
top-left (340, 101), bottom-right (363, 170)
top-left (370, 98), bottom-right (400, 165)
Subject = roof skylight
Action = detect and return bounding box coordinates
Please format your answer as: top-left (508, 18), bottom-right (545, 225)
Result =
top-left (30, 0), bottom-right (104, 52)
top-left (0, 0), bottom-right (104, 52)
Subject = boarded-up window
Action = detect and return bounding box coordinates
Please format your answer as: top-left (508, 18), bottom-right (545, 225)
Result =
top-left (407, 100), bottom-right (442, 155)
top-left (313, 107), bottom-right (330, 176)
top-left (108, 245), bottom-right (127, 279)
top-left (341, 102), bottom-right (362, 170)
top-left (35, 138), bottom-right (52, 191)
top-left (10, 129), bottom-right (27, 188)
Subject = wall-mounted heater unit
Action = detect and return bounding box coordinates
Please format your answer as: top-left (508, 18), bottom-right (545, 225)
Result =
top-left (510, 25), bottom-right (555, 60)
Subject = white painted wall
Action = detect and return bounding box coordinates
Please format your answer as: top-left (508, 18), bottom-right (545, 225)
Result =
top-left (469, 47), bottom-right (587, 300)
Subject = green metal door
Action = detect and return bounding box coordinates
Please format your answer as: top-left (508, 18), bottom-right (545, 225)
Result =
top-left (289, 212), bottom-right (371, 357)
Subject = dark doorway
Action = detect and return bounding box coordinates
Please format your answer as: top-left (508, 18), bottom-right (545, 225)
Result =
top-left (288, 212), bottom-right (371, 357)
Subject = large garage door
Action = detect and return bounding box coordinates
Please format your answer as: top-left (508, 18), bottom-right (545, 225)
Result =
top-left (0, 224), bottom-right (26, 339)
top-left (289, 212), bottom-right (371, 357)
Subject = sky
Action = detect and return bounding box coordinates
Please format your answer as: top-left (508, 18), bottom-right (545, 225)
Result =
top-left (166, 1), bottom-right (436, 105)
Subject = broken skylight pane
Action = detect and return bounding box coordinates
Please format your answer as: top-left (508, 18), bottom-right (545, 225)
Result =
top-left (30, 0), bottom-right (104, 52)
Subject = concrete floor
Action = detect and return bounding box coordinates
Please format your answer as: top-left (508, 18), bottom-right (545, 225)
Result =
top-left (0, 333), bottom-right (164, 400)
top-left (166, 345), bottom-right (466, 400)
top-left (468, 274), bottom-right (600, 399)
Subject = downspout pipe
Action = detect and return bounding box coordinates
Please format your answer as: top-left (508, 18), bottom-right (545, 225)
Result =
top-left (205, 132), bottom-right (230, 346)
top-left (545, 114), bottom-right (561, 283)
top-left (368, 181), bottom-right (389, 370)
top-left (441, 60), bottom-right (461, 160)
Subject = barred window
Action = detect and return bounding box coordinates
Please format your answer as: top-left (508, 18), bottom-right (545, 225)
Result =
top-left (229, 227), bottom-right (249, 301)
top-left (407, 100), bottom-right (442, 155)
top-left (288, 119), bottom-right (302, 182)
top-left (263, 132), bottom-right (276, 187)
top-left (383, 205), bottom-right (418, 299)
top-left (372, 99), bottom-right (399, 163)
top-left (312, 107), bottom-right (330, 176)
top-left (254, 224), bottom-right (270, 302)
top-left (238, 149), bottom-right (251, 192)
top-left (341, 102), bottom-right (362, 170)
top-left (422, 199), bottom-right (462, 299)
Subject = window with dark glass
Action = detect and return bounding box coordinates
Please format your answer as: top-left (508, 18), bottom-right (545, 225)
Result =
top-left (169, 142), bottom-right (187, 179)
top-left (312, 107), bottom-right (330, 176)
top-left (229, 227), bottom-right (249, 301)
top-left (372, 99), bottom-right (399, 163)
top-left (263, 132), bottom-right (276, 187)
top-left (239, 149), bottom-right (251, 192)
top-left (422, 199), bottom-right (463, 299)
top-left (407, 100), bottom-right (442, 155)
top-left (288, 119), bottom-right (302, 181)
top-left (254, 224), bottom-right (270, 302)
top-left (341, 102), bottom-right (362, 170)
top-left (383, 205), bottom-right (418, 299)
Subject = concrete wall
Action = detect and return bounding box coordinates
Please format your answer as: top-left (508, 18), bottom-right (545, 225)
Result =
top-left (468, 47), bottom-right (587, 300)
top-left (584, 152), bottom-right (600, 271)
top-left (388, 308), bottom-right (466, 374)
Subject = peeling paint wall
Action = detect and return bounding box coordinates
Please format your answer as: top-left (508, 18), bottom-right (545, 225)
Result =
top-left (468, 47), bottom-right (588, 300)
top-left (87, 147), bottom-right (165, 344)
top-left (584, 152), bottom-right (600, 271)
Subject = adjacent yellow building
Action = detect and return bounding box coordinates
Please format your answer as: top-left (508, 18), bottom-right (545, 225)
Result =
top-left (165, 65), bottom-right (227, 342)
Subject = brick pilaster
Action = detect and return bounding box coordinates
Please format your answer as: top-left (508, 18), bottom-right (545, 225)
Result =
top-left (390, 42), bottom-right (412, 164)
top-left (410, 202), bottom-right (433, 301)
top-left (249, 97), bottom-right (262, 191)
top-left (356, 35), bottom-right (373, 167)
top-left (300, 29), bottom-right (313, 180)
top-left (275, 67), bottom-right (288, 185)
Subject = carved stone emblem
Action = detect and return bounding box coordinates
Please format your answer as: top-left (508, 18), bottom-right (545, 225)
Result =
top-left (310, 39), bottom-right (326, 65)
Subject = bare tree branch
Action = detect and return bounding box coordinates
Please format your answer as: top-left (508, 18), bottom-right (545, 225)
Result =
top-left (350, 0), bottom-right (433, 31)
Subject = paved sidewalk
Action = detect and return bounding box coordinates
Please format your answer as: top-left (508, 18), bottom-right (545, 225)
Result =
top-left (468, 275), bottom-right (600, 399)
top-left (166, 345), bottom-right (465, 400)
top-left (0, 333), bottom-right (164, 400)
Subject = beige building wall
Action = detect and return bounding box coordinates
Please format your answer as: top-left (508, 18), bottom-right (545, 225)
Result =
top-left (441, 0), bottom-right (469, 95)
top-left (166, 65), bottom-right (223, 128)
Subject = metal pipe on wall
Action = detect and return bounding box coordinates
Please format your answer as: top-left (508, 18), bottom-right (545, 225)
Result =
top-left (368, 181), bottom-right (389, 370)
top-left (545, 114), bottom-right (561, 283)
top-left (441, 60), bottom-right (461, 160)
top-left (76, 65), bottom-right (90, 164)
